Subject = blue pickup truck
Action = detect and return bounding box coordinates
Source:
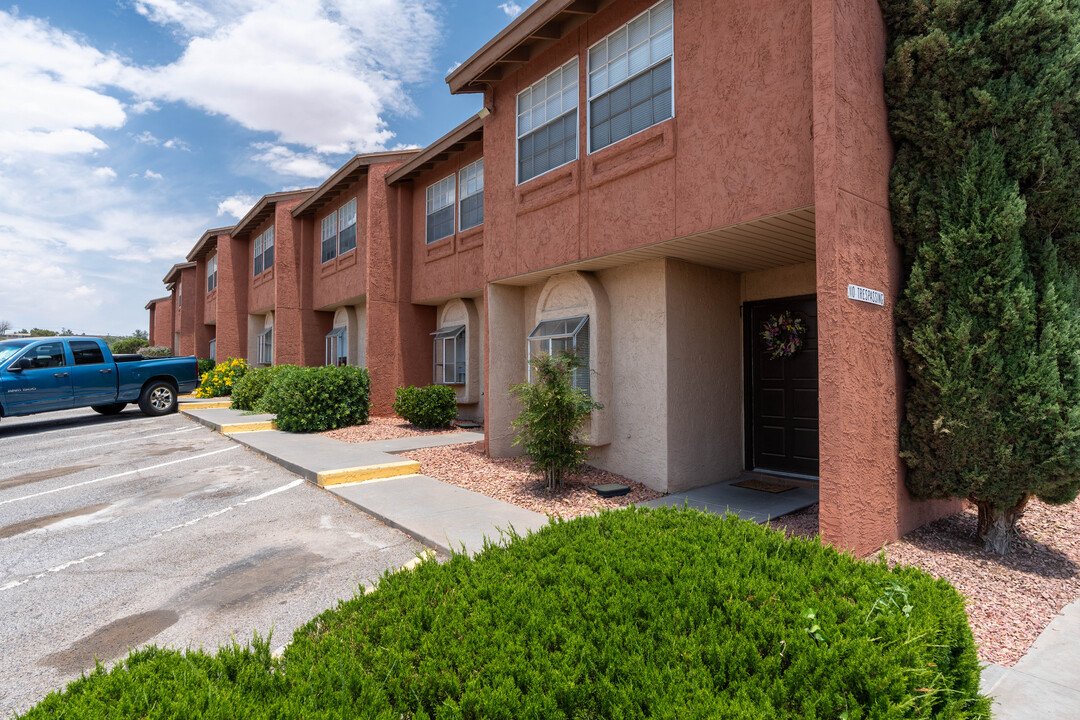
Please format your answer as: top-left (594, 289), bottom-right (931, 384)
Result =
top-left (0, 337), bottom-right (199, 422)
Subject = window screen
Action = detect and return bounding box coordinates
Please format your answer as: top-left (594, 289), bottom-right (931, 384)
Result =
top-left (517, 58), bottom-right (579, 183)
top-left (588, 0), bottom-right (674, 153)
top-left (70, 341), bottom-right (105, 365)
top-left (426, 175), bottom-right (455, 243)
top-left (326, 326), bottom-right (347, 366)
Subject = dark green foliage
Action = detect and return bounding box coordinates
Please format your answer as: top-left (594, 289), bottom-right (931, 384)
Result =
top-left (258, 365), bottom-right (370, 433)
top-left (392, 384), bottom-right (458, 428)
top-left (109, 337), bottom-right (144, 355)
top-left (510, 351), bottom-right (601, 490)
top-left (883, 0), bottom-right (1080, 552)
top-left (19, 509), bottom-right (989, 719)
top-left (230, 365), bottom-right (294, 411)
top-left (136, 345), bottom-right (172, 358)
top-left (197, 358), bottom-right (215, 376)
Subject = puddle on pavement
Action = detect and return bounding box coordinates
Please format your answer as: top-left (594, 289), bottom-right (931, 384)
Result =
top-left (0, 464), bottom-right (98, 492)
top-left (39, 609), bottom-right (179, 674)
top-left (0, 502), bottom-right (111, 539)
top-left (185, 548), bottom-right (323, 610)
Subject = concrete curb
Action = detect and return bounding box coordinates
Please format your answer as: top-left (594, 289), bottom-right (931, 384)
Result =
top-left (180, 408), bottom-right (277, 434)
top-left (317, 460), bottom-right (422, 487)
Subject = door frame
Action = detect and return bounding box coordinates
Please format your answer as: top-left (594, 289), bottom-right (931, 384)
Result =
top-left (742, 293), bottom-right (818, 477)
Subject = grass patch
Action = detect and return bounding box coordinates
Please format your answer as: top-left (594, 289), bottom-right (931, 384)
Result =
top-left (22, 509), bottom-right (988, 719)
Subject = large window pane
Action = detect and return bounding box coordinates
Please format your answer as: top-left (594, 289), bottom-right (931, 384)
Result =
top-left (517, 59), bottom-right (579, 184)
top-left (590, 59), bottom-right (673, 152)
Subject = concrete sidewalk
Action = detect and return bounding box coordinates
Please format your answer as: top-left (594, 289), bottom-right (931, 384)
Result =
top-left (642, 479), bottom-right (818, 522)
top-left (981, 598), bottom-right (1080, 719)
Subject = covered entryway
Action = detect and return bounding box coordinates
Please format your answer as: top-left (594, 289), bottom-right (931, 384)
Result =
top-left (745, 296), bottom-right (818, 478)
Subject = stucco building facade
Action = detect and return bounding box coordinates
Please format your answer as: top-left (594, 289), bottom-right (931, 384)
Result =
top-left (148, 0), bottom-right (958, 554)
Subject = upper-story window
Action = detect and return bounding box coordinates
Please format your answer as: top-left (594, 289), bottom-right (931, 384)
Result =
top-left (459, 159), bottom-right (484, 232)
top-left (426, 175), bottom-right (455, 244)
top-left (321, 198), bottom-right (358, 263)
top-left (517, 58), bottom-right (579, 184)
top-left (177, 281), bottom-right (181, 307)
top-left (253, 226), bottom-right (275, 276)
top-left (588, 0), bottom-right (674, 153)
top-left (206, 255), bottom-right (217, 292)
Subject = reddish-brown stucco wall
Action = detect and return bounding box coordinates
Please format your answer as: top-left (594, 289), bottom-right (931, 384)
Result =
top-left (483, 0), bottom-right (813, 282)
top-left (812, 0), bottom-right (959, 556)
top-left (247, 216), bottom-right (276, 315)
top-left (409, 145), bottom-right (485, 303)
top-left (269, 200), bottom-right (306, 366)
top-left (215, 233), bottom-right (248, 362)
top-left (312, 176), bottom-right (369, 311)
top-left (174, 266), bottom-right (198, 357)
top-left (150, 299), bottom-right (173, 351)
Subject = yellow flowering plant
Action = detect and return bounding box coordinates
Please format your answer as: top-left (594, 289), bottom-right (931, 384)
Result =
top-left (195, 358), bottom-right (250, 397)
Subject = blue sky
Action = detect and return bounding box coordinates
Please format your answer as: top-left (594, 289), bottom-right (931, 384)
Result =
top-left (0, 0), bottom-right (526, 336)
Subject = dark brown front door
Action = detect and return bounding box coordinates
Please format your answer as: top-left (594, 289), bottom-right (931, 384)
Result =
top-left (746, 296), bottom-right (819, 477)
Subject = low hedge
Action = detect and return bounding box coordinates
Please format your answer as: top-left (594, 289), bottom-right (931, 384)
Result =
top-left (195, 358), bottom-right (248, 398)
top-left (230, 365), bottom-right (294, 411)
top-left (258, 365), bottom-right (370, 432)
top-left (393, 384), bottom-right (458, 429)
top-left (197, 358), bottom-right (215, 376)
top-left (21, 509), bottom-right (989, 719)
top-left (136, 345), bottom-right (172, 358)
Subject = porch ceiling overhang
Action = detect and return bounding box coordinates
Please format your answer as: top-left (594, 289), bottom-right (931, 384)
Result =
top-left (493, 206), bottom-right (815, 286)
top-left (447, 0), bottom-right (613, 94)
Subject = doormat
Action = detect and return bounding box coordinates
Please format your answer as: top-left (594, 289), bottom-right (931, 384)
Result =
top-left (731, 478), bottom-right (797, 493)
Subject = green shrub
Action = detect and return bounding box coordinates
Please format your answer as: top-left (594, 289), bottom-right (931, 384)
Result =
top-left (195, 358), bottom-right (249, 398)
top-left (259, 365), bottom-right (370, 432)
top-left (19, 509), bottom-right (989, 719)
top-left (392, 384), bottom-right (458, 429)
top-left (109, 337), bottom-right (143, 355)
top-left (230, 365), bottom-right (294, 411)
top-left (510, 351), bottom-right (601, 490)
top-left (197, 358), bottom-right (215, 376)
top-left (136, 345), bottom-right (172, 358)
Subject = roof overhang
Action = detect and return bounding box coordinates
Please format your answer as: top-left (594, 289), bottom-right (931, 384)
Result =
top-left (292, 150), bottom-right (421, 218)
top-left (144, 295), bottom-right (171, 310)
top-left (162, 261), bottom-right (196, 285)
top-left (446, 0), bottom-right (610, 94)
top-left (386, 115), bottom-right (485, 185)
top-left (232, 189), bottom-right (314, 238)
top-left (186, 226), bottom-right (233, 262)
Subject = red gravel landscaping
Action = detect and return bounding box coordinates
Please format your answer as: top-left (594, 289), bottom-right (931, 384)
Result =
top-left (769, 498), bottom-right (1080, 667)
top-left (321, 416), bottom-right (465, 444)
top-left (398, 441), bottom-right (663, 518)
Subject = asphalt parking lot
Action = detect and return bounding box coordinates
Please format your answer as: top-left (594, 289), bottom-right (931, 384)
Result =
top-left (0, 407), bottom-right (425, 717)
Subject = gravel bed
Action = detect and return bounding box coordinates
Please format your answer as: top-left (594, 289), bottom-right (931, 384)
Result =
top-left (769, 498), bottom-right (1080, 667)
top-left (398, 442), bottom-right (663, 518)
top-left (321, 416), bottom-right (464, 443)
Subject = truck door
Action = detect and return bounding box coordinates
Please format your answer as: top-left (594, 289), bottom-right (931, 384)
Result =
top-left (69, 340), bottom-right (117, 407)
top-left (3, 342), bottom-right (74, 414)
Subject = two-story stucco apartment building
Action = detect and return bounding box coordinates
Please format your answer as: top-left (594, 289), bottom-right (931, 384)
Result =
top-left (149, 0), bottom-right (959, 554)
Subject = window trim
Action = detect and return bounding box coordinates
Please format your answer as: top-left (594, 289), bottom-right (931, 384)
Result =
top-left (206, 255), bottom-right (217, 293)
top-left (458, 158), bottom-right (484, 233)
top-left (432, 324), bottom-right (466, 385)
top-left (253, 226), bottom-right (274, 276)
top-left (585, 0), bottom-right (675, 156)
top-left (425, 174), bottom-right (456, 245)
top-left (515, 57), bottom-right (580, 186)
top-left (325, 326), bottom-right (347, 366)
top-left (527, 315), bottom-right (591, 394)
top-left (209, 338), bottom-right (217, 362)
top-left (257, 327), bottom-right (273, 365)
top-left (320, 197), bottom-right (358, 264)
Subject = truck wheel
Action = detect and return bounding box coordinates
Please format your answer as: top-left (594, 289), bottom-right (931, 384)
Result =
top-left (139, 381), bottom-right (178, 416)
top-left (92, 403), bottom-right (127, 415)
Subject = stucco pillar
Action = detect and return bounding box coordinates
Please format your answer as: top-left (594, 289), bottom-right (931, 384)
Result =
top-left (811, 0), bottom-right (959, 555)
top-left (484, 282), bottom-right (526, 457)
top-left (215, 233), bottom-right (248, 362)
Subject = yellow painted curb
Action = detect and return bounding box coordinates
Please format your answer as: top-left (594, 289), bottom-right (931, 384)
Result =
top-left (317, 460), bottom-right (422, 487)
top-left (221, 421), bottom-right (277, 434)
top-left (181, 401), bottom-right (232, 409)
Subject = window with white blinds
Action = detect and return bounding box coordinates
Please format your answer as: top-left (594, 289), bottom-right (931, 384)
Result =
top-left (517, 58), bottom-right (579, 184)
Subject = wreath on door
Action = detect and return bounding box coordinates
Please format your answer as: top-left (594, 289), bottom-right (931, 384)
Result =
top-left (761, 311), bottom-right (807, 360)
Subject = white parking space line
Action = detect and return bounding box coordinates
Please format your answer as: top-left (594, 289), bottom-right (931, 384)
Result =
top-left (0, 445), bottom-right (240, 507)
top-left (0, 428), bottom-right (200, 467)
top-left (1, 477), bottom-right (306, 593)
top-left (0, 416), bottom-right (159, 441)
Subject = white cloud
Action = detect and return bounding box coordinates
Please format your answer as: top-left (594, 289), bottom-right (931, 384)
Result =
top-left (132, 0), bottom-right (219, 34)
top-left (499, 2), bottom-right (524, 19)
top-left (132, 130), bottom-right (190, 150)
top-left (0, 129), bottom-right (107, 155)
top-left (217, 193), bottom-right (257, 219)
top-left (162, 137), bottom-right (189, 150)
top-left (93, 166), bottom-right (118, 180)
top-left (446, 60), bottom-right (461, 74)
top-left (251, 143), bottom-right (335, 179)
top-left (144, 169), bottom-right (164, 179)
top-left (128, 99), bottom-right (159, 114)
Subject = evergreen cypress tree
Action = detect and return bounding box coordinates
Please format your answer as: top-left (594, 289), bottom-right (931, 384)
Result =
top-left (883, 0), bottom-right (1080, 553)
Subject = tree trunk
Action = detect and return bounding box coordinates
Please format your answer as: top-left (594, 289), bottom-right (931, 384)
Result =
top-left (975, 495), bottom-right (1031, 555)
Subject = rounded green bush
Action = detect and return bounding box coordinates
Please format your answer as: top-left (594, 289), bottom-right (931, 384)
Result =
top-left (259, 365), bottom-right (370, 432)
top-left (392, 384), bottom-right (458, 429)
top-left (109, 337), bottom-right (143, 355)
top-left (230, 365), bottom-right (294, 411)
top-left (19, 510), bottom-right (989, 719)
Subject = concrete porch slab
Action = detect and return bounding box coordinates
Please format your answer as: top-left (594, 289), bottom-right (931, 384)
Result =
top-left (329, 474), bottom-right (549, 556)
top-left (642, 479), bottom-right (818, 522)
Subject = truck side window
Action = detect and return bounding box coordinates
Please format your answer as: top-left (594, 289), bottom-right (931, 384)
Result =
top-left (70, 341), bottom-right (105, 365)
top-left (29, 343), bottom-right (66, 369)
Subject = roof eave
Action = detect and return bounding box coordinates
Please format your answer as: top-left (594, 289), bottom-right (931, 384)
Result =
top-left (291, 150), bottom-right (421, 218)
top-left (386, 114), bottom-right (485, 185)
